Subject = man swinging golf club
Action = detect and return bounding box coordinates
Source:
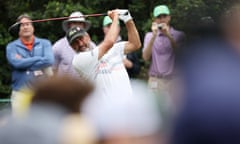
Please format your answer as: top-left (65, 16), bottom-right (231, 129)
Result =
top-left (67, 9), bottom-right (141, 99)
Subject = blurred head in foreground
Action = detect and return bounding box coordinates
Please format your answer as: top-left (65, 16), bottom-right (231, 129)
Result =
top-left (83, 80), bottom-right (162, 144)
top-left (0, 76), bottom-right (97, 144)
top-left (31, 76), bottom-right (94, 113)
top-left (221, 4), bottom-right (240, 50)
top-left (172, 3), bottom-right (240, 144)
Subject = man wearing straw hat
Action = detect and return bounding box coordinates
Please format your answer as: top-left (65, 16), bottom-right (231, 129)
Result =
top-left (53, 11), bottom-right (96, 78)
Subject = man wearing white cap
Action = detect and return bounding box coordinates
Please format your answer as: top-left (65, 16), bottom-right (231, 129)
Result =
top-left (53, 11), bottom-right (96, 78)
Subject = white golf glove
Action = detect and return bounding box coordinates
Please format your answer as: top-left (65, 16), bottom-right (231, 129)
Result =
top-left (117, 9), bottom-right (132, 23)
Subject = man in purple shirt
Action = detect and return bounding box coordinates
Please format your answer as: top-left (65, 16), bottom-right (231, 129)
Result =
top-left (142, 5), bottom-right (185, 95)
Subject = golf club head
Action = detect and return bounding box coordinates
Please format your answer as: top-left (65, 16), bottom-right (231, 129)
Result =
top-left (8, 22), bottom-right (21, 37)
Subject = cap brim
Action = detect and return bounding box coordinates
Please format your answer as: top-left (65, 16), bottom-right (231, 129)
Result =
top-left (69, 33), bottom-right (85, 45)
top-left (154, 12), bottom-right (170, 17)
top-left (62, 20), bottom-right (91, 32)
top-left (103, 21), bottom-right (112, 27)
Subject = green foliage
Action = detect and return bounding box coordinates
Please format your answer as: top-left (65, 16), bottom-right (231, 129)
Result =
top-left (170, 0), bottom-right (208, 30)
top-left (0, 0), bottom-right (235, 95)
top-left (0, 49), bottom-right (11, 97)
top-left (0, 24), bottom-right (12, 46)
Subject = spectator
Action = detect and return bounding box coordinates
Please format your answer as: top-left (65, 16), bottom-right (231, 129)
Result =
top-left (124, 52), bottom-right (141, 78)
top-left (53, 11), bottom-right (96, 78)
top-left (102, 15), bottom-right (122, 42)
top-left (102, 15), bottom-right (141, 79)
top-left (68, 9), bottom-right (141, 99)
top-left (0, 76), bottom-right (96, 144)
top-left (6, 13), bottom-right (54, 113)
top-left (171, 4), bottom-right (240, 144)
top-left (142, 5), bottom-right (185, 95)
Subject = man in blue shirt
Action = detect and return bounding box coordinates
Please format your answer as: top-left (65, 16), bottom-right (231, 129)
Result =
top-left (6, 13), bottom-right (54, 114)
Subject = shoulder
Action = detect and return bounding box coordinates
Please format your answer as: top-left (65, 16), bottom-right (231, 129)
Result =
top-left (7, 39), bottom-right (20, 49)
top-left (111, 41), bottom-right (126, 53)
top-left (89, 41), bottom-right (97, 48)
top-left (171, 27), bottom-right (185, 37)
top-left (144, 32), bottom-right (155, 41)
top-left (53, 37), bottom-right (67, 47)
top-left (144, 32), bottom-right (154, 37)
top-left (35, 37), bottom-right (51, 44)
top-left (113, 41), bottom-right (126, 48)
top-left (7, 39), bottom-right (19, 46)
top-left (74, 48), bottom-right (99, 61)
top-left (72, 48), bottom-right (99, 72)
top-left (170, 28), bottom-right (185, 43)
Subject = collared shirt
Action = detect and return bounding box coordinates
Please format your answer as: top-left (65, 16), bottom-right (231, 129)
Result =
top-left (6, 37), bottom-right (54, 90)
top-left (53, 37), bottom-right (96, 78)
top-left (143, 27), bottom-right (185, 77)
top-left (21, 36), bottom-right (34, 51)
top-left (72, 42), bottom-right (132, 100)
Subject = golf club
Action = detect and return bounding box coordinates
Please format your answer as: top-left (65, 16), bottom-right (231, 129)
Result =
top-left (8, 11), bottom-right (128, 36)
top-left (8, 13), bottom-right (108, 37)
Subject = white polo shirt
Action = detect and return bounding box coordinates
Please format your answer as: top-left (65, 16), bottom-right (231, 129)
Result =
top-left (72, 42), bottom-right (132, 99)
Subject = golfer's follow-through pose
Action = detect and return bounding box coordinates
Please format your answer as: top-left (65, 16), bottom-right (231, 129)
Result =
top-left (66, 9), bottom-right (141, 99)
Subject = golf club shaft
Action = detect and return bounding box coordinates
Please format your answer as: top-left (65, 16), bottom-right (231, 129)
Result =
top-left (29, 13), bottom-right (107, 23)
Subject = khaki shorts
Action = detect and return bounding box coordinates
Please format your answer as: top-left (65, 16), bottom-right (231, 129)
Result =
top-left (11, 89), bottom-right (33, 117)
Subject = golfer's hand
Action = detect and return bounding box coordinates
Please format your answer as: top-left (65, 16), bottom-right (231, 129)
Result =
top-left (108, 9), bottom-right (119, 21)
top-left (117, 9), bottom-right (132, 23)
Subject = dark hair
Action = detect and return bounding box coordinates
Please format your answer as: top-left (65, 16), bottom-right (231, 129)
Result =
top-left (31, 76), bottom-right (94, 113)
top-left (8, 13), bottom-right (32, 37)
top-left (17, 13), bottom-right (32, 22)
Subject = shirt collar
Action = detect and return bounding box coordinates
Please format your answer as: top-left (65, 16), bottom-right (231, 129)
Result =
top-left (20, 35), bottom-right (35, 45)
